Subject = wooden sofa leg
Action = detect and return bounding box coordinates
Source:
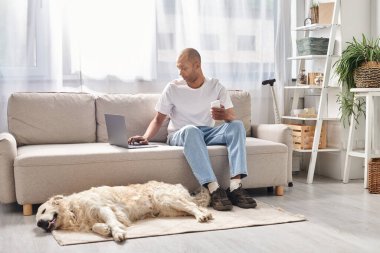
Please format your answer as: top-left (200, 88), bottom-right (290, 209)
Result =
top-left (275, 186), bottom-right (284, 196)
top-left (23, 204), bottom-right (33, 216)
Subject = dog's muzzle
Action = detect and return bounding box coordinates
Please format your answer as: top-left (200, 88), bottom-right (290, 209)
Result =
top-left (37, 213), bottom-right (58, 232)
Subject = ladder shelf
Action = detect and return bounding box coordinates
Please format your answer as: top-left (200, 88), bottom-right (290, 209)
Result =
top-left (285, 0), bottom-right (341, 184)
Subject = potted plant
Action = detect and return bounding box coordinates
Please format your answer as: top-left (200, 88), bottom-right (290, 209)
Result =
top-left (334, 34), bottom-right (380, 127)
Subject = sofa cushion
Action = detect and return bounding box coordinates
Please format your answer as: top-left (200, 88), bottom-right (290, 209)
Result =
top-left (96, 94), bottom-right (170, 143)
top-left (8, 92), bottom-right (96, 145)
top-left (217, 90), bottom-right (251, 137)
top-left (13, 138), bottom-right (287, 204)
top-left (97, 91), bottom-right (251, 143)
top-left (15, 138), bottom-right (286, 167)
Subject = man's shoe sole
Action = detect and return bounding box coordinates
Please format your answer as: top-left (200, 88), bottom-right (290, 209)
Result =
top-left (233, 202), bottom-right (257, 209)
top-left (212, 204), bottom-right (233, 211)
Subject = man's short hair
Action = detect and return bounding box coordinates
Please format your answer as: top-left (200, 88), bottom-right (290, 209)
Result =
top-left (182, 48), bottom-right (201, 64)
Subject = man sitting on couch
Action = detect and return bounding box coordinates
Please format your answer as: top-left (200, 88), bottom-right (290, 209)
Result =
top-left (128, 48), bottom-right (256, 211)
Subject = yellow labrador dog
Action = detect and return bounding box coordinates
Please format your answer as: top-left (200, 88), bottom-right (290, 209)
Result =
top-left (36, 181), bottom-right (212, 241)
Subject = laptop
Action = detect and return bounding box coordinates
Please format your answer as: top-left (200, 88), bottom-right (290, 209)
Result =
top-left (104, 114), bottom-right (158, 149)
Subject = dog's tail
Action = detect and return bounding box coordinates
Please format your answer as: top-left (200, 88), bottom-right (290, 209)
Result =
top-left (192, 187), bottom-right (211, 207)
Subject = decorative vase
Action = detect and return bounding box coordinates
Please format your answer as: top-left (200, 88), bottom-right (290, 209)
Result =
top-left (297, 69), bottom-right (307, 85)
top-left (310, 6), bottom-right (319, 24)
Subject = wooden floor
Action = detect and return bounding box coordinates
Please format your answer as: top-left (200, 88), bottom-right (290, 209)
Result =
top-left (1, 173), bottom-right (380, 253)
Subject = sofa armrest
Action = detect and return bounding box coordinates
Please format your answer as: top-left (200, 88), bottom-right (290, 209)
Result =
top-left (251, 124), bottom-right (293, 184)
top-left (0, 132), bottom-right (17, 203)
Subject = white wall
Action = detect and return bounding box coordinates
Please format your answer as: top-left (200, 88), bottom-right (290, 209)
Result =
top-left (340, 0), bottom-right (371, 42)
top-left (371, 0), bottom-right (380, 37)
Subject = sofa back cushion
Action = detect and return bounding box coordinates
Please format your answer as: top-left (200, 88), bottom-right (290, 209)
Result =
top-left (97, 91), bottom-right (251, 142)
top-left (96, 94), bottom-right (170, 143)
top-left (221, 90), bottom-right (251, 136)
top-left (8, 92), bottom-right (96, 145)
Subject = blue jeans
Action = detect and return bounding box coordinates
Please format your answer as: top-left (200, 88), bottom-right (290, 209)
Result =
top-left (168, 120), bottom-right (248, 185)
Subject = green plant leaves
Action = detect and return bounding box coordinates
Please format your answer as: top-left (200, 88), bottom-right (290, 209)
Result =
top-left (334, 34), bottom-right (380, 127)
top-left (336, 93), bottom-right (365, 128)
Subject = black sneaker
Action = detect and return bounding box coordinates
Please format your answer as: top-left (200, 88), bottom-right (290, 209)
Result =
top-left (210, 188), bottom-right (233, 211)
top-left (227, 184), bottom-right (257, 209)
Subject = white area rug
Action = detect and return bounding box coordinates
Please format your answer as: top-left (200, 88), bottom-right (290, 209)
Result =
top-left (52, 201), bottom-right (306, 246)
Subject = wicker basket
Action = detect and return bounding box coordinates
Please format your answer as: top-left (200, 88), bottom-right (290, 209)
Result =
top-left (296, 37), bottom-right (329, 56)
top-left (368, 158), bottom-right (380, 194)
top-left (354, 61), bottom-right (380, 88)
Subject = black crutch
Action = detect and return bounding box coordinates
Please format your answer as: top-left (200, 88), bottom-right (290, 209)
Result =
top-left (262, 79), bottom-right (281, 124)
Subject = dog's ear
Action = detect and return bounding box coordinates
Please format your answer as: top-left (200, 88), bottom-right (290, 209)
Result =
top-left (52, 195), bottom-right (64, 205)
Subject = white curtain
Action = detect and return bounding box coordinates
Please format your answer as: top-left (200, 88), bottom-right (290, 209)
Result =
top-left (274, 0), bottom-right (292, 116)
top-left (156, 0), bottom-right (281, 124)
top-left (0, 0), bottom-right (66, 132)
top-left (0, 0), bottom-right (291, 132)
top-left (63, 0), bottom-right (156, 81)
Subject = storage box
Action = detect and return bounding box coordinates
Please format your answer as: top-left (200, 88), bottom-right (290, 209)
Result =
top-left (296, 37), bottom-right (329, 56)
top-left (308, 72), bottom-right (323, 85)
top-left (368, 158), bottom-right (380, 194)
top-left (287, 124), bottom-right (327, 150)
top-left (319, 2), bottom-right (335, 24)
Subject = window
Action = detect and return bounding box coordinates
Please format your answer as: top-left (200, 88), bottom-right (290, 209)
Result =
top-left (158, 33), bottom-right (175, 50)
top-left (156, 0), bottom-right (276, 88)
top-left (1, 0), bottom-right (277, 88)
top-left (62, 0), bottom-right (156, 81)
top-left (201, 34), bottom-right (220, 50)
top-left (237, 35), bottom-right (256, 51)
top-left (0, 0), bottom-right (47, 79)
top-left (0, 0), bottom-right (31, 67)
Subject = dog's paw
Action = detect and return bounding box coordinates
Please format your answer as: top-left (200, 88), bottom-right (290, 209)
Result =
top-left (111, 227), bottom-right (128, 242)
top-left (92, 223), bottom-right (111, 236)
top-left (200, 207), bottom-right (213, 220)
top-left (196, 212), bottom-right (212, 222)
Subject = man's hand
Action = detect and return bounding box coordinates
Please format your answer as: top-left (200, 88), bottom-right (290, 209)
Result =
top-left (128, 112), bottom-right (166, 145)
top-left (211, 105), bottom-right (226, 121)
top-left (128, 136), bottom-right (149, 145)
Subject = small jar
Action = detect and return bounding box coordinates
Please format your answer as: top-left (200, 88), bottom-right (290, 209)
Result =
top-left (298, 69), bottom-right (307, 85)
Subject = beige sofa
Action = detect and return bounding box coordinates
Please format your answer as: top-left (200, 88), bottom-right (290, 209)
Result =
top-left (0, 91), bottom-right (293, 216)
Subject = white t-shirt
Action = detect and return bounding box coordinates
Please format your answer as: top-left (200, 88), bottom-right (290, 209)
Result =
top-left (155, 77), bottom-right (233, 135)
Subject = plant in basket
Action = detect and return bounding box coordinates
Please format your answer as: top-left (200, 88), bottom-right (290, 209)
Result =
top-left (334, 34), bottom-right (380, 127)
